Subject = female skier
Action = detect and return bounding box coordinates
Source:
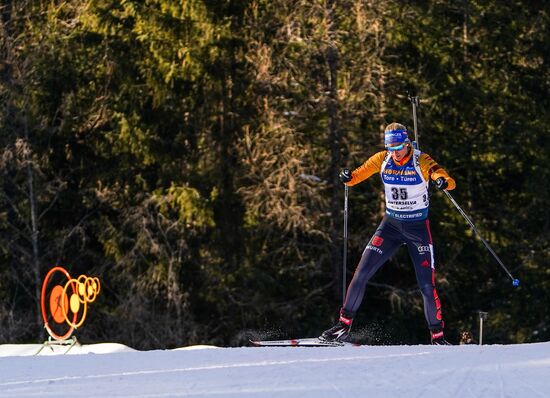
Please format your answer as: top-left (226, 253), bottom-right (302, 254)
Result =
top-left (321, 122), bottom-right (455, 345)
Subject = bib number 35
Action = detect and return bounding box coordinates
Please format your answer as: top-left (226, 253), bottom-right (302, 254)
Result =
top-left (391, 187), bottom-right (408, 200)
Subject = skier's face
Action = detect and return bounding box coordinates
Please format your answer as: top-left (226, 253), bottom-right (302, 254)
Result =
top-left (389, 144), bottom-right (409, 163)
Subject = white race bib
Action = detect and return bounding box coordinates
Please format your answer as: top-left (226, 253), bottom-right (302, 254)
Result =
top-left (380, 150), bottom-right (429, 220)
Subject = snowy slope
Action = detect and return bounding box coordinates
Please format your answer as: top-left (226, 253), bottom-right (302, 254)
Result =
top-left (1, 341), bottom-right (549, 397)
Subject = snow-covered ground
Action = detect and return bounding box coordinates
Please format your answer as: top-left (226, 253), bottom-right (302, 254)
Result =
top-left (1, 340), bottom-right (549, 397)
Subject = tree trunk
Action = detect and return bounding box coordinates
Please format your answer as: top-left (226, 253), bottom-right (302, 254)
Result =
top-left (325, 0), bottom-right (344, 304)
top-left (23, 116), bottom-right (42, 336)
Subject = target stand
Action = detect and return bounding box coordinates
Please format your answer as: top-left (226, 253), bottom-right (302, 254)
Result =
top-left (40, 266), bottom-right (101, 351)
top-left (35, 335), bottom-right (80, 356)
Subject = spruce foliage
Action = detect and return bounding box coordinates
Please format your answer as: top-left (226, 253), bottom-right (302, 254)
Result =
top-left (0, 0), bottom-right (547, 347)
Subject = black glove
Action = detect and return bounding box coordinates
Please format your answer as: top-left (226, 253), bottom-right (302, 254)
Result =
top-left (433, 177), bottom-right (448, 191)
top-left (339, 169), bottom-right (352, 183)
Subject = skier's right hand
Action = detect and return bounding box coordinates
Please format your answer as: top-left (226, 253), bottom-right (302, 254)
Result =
top-left (339, 169), bottom-right (352, 183)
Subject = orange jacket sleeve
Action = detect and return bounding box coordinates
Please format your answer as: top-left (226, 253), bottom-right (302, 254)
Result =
top-left (418, 153), bottom-right (456, 190)
top-left (346, 151), bottom-right (387, 186)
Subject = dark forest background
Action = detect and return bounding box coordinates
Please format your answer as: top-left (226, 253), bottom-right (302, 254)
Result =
top-left (0, 0), bottom-right (548, 348)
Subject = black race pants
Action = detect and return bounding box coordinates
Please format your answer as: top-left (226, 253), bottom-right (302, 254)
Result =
top-left (343, 216), bottom-right (443, 330)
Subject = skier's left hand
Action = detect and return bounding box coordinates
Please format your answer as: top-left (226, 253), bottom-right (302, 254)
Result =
top-left (433, 177), bottom-right (448, 191)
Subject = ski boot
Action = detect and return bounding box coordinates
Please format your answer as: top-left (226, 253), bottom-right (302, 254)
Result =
top-left (320, 309), bottom-right (353, 342)
top-left (431, 329), bottom-right (451, 345)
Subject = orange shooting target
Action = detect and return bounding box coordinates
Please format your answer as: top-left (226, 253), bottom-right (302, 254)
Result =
top-left (41, 266), bottom-right (101, 340)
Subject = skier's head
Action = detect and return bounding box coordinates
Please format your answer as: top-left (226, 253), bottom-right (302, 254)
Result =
top-left (384, 122), bottom-right (411, 163)
top-left (384, 123), bottom-right (410, 151)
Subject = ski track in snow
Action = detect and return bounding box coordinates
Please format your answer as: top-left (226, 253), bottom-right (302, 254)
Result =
top-left (0, 343), bottom-right (549, 397)
top-left (0, 351), bottom-right (431, 386)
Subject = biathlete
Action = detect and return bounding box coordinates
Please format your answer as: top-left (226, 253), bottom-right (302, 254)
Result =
top-left (321, 122), bottom-right (456, 345)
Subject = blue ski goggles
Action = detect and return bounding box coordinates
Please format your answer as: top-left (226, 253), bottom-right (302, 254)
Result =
top-left (386, 142), bottom-right (406, 151)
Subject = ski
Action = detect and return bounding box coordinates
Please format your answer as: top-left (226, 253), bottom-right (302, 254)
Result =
top-left (250, 338), bottom-right (354, 347)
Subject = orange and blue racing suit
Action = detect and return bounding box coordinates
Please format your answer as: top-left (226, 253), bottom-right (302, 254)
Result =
top-left (342, 147), bottom-right (455, 331)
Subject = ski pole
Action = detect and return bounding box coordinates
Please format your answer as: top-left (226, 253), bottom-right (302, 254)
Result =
top-left (405, 90), bottom-right (519, 287)
top-left (342, 184), bottom-right (349, 304)
top-left (443, 190), bottom-right (520, 287)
